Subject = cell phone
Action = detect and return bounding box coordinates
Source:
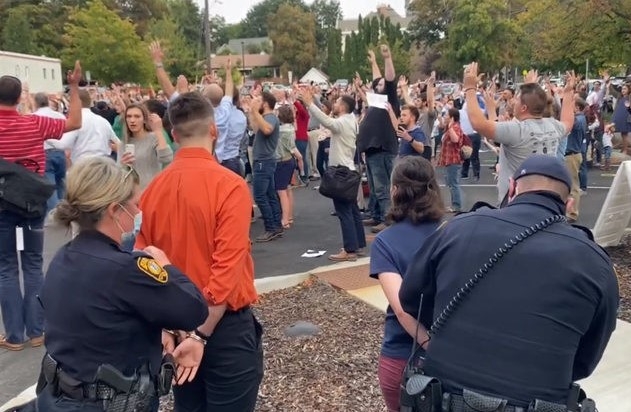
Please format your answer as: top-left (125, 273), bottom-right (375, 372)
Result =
top-left (398, 125), bottom-right (406, 131)
top-left (124, 144), bottom-right (135, 156)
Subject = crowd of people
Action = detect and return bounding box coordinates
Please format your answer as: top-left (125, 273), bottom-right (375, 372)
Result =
top-left (0, 37), bottom-right (625, 412)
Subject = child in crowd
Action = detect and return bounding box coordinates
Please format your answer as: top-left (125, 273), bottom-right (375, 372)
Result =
top-left (602, 124), bottom-right (614, 171)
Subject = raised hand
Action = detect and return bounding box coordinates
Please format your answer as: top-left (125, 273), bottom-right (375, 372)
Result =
top-left (564, 70), bottom-right (578, 94)
top-left (524, 69), bottom-right (540, 84)
top-left (380, 44), bottom-right (391, 59)
top-left (67, 61), bottom-right (82, 86)
top-left (149, 41), bottom-right (164, 65)
top-left (463, 62), bottom-right (479, 90)
top-left (367, 50), bottom-right (376, 63)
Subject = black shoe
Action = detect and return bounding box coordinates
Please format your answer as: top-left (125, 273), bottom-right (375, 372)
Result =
top-left (330, 211), bottom-right (338, 216)
top-left (461, 176), bottom-right (470, 180)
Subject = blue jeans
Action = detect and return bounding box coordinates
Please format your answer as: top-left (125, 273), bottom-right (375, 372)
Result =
top-left (332, 198), bottom-right (366, 252)
top-left (252, 160), bottom-right (281, 232)
top-left (444, 164), bottom-right (463, 211)
top-left (365, 151), bottom-right (395, 223)
top-left (0, 210), bottom-right (45, 344)
top-left (45, 149), bottom-right (66, 212)
top-left (295, 140), bottom-right (308, 178)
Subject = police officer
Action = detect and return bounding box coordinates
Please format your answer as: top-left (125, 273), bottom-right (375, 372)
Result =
top-left (36, 157), bottom-right (209, 412)
top-left (399, 154), bottom-right (619, 411)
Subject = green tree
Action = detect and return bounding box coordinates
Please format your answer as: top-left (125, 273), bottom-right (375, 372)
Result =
top-left (1, 6), bottom-right (35, 54)
top-left (442, 0), bottom-right (518, 74)
top-left (167, 0), bottom-right (202, 56)
top-left (268, 4), bottom-right (317, 77)
top-left (240, 0), bottom-right (308, 37)
top-left (310, 0), bottom-right (343, 64)
top-left (324, 28), bottom-right (343, 79)
top-left (147, 17), bottom-right (198, 78)
top-left (62, 0), bottom-right (153, 84)
top-left (209, 15), bottom-right (229, 51)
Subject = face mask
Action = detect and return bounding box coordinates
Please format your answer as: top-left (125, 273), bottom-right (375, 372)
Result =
top-left (115, 204), bottom-right (142, 242)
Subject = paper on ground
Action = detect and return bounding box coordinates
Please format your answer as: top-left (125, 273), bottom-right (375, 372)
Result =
top-left (301, 250), bottom-right (326, 258)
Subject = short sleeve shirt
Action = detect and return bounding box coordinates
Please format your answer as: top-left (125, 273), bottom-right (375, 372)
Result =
top-left (252, 113), bottom-right (280, 161)
top-left (398, 126), bottom-right (427, 157)
top-left (494, 118), bottom-right (567, 202)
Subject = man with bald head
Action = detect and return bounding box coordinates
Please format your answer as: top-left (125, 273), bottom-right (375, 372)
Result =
top-left (399, 154), bottom-right (618, 411)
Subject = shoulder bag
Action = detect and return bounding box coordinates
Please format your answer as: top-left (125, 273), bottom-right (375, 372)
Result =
top-left (0, 158), bottom-right (55, 219)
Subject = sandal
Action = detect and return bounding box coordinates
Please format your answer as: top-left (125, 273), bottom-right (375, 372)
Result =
top-left (0, 334), bottom-right (25, 351)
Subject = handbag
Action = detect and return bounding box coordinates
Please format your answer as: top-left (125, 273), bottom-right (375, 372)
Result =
top-left (318, 165), bottom-right (361, 203)
top-left (460, 132), bottom-right (473, 160)
top-left (0, 158), bottom-right (55, 219)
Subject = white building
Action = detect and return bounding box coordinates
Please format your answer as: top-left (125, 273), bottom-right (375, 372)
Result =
top-left (338, 2), bottom-right (412, 51)
top-left (0, 50), bottom-right (63, 93)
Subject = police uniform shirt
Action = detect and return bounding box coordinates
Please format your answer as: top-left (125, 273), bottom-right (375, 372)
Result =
top-left (399, 192), bottom-right (619, 407)
top-left (41, 230), bottom-right (208, 382)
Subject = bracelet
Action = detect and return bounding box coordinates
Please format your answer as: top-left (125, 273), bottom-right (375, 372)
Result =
top-left (420, 336), bottom-right (431, 348)
top-left (155, 63), bottom-right (164, 69)
top-left (463, 87), bottom-right (476, 94)
top-left (163, 329), bottom-right (178, 337)
top-left (185, 331), bottom-right (207, 346)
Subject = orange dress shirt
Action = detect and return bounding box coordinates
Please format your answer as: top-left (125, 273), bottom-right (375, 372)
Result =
top-left (136, 147), bottom-right (257, 310)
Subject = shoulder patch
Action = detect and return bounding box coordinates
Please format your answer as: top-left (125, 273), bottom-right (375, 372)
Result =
top-left (137, 257), bottom-right (168, 284)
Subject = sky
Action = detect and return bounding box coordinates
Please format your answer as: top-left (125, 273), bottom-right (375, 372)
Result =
top-left (195, 0), bottom-right (408, 24)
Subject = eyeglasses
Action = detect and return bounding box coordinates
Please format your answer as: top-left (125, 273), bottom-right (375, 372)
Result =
top-left (123, 165), bottom-right (139, 182)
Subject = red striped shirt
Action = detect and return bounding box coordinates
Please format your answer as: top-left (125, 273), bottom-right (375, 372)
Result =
top-left (0, 109), bottom-right (66, 175)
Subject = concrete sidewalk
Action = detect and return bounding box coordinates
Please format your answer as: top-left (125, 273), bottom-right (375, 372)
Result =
top-left (314, 262), bottom-right (630, 412)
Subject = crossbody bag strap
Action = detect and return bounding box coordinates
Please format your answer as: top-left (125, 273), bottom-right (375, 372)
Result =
top-left (429, 214), bottom-right (566, 336)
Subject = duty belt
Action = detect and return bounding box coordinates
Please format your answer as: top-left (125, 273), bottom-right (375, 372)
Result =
top-left (41, 353), bottom-right (117, 401)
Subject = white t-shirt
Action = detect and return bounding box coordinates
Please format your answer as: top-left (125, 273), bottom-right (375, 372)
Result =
top-left (494, 118), bottom-right (567, 202)
top-left (602, 132), bottom-right (613, 148)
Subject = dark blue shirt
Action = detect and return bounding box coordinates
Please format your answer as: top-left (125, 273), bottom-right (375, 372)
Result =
top-left (41, 230), bottom-right (208, 382)
top-left (398, 126), bottom-right (428, 157)
top-left (566, 113), bottom-right (587, 154)
top-left (370, 219), bottom-right (441, 359)
top-left (399, 193), bottom-right (618, 406)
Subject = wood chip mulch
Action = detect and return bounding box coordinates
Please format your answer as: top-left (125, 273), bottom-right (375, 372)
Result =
top-left (606, 234), bottom-right (631, 323)
top-left (159, 235), bottom-right (630, 412)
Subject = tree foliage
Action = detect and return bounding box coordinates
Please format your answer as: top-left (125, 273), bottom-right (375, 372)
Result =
top-left (1, 6), bottom-right (35, 54)
top-left (146, 17), bottom-right (198, 79)
top-left (268, 4), bottom-right (317, 78)
top-left (62, 0), bottom-right (153, 84)
top-left (240, 0), bottom-right (308, 38)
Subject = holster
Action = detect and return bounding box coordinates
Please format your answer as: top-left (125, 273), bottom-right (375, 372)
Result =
top-left (400, 372), bottom-right (443, 412)
top-left (100, 362), bottom-right (156, 412)
top-left (157, 354), bottom-right (175, 397)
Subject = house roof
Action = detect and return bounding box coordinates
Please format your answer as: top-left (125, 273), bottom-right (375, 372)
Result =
top-left (300, 67), bottom-right (329, 83)
top-left (338, 4), bottom-right (411, 33)
top-left (224, 37), bottom-right (271, 54)
top-left (210, 54), bottom-right (274, 70)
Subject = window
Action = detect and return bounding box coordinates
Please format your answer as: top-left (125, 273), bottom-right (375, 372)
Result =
top-left (15, 65), bottom-right (20, 77)
top-left (25, 66), bottom-right (30, 80)
top-left (43, 68), bottom-right (47, 79)
top-left (51, 69), bottom-right (55, 80)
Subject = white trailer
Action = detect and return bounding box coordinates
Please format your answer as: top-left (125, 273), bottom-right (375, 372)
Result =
top-left (0, 50), bottom-right (63, 94)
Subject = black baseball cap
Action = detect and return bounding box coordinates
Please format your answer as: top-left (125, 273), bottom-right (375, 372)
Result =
top-left (513, 155), bottom-right (572, 192)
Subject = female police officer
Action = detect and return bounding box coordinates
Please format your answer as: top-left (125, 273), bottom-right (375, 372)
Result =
top-left (36, 157), bottom-right (209, 412)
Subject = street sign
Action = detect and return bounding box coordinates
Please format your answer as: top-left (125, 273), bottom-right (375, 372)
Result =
top-left (592, 161), bottom-right (631, 247)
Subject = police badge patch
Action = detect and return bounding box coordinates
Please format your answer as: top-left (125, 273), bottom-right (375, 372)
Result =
top-left (137, 257), bottom-right (168, 283)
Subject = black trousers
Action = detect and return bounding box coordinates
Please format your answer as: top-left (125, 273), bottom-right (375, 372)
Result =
top-left (173, 308), bottom-right (264, 412)
top-left (461, 132), bottom-right (481, 178)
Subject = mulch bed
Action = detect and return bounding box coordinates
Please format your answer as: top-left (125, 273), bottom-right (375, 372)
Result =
top-left (606, 234), bottom-right (631, 323)
top-left (159, 236), bottom-right (630, 411)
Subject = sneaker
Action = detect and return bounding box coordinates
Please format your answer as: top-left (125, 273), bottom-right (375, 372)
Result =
top-left (371, 223), bottom-right (387, 233)
top-left (580, 189), bottom-right (587, 196)
top-left (328, 249), bottom-right (358, 262)
top-left (0, 334), bottom-right (25, 351)
top-left (356, 248), bottom-right (367, 257)
top-left (30, 335), bottom-right (45, 348)
top-left (256, 231), bottom-right (281, 242)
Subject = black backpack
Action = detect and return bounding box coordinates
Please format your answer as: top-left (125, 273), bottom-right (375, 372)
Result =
top-left (0, 158), bottom-right (55, 219)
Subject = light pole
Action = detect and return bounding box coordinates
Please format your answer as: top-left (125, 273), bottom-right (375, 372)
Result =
top-left (241, 41), bottom-right (245, 78)
top-left (204, 0), bottom-right (211, 72)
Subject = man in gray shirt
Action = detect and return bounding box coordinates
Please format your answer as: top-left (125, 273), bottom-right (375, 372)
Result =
top-left (245, 92), bottom-right (282, 242)
top-left (464, 64), bottom-right (576, 204)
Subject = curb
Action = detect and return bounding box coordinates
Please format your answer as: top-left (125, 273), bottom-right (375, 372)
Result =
top-left (0, 385), bottom-right (35, 412)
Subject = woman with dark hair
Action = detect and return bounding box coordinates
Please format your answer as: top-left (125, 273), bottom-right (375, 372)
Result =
top-left (369, 156), bottom-right (445, 412)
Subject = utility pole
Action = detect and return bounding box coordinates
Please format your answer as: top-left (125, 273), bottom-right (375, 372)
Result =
top-left (204, 0), bottom-right (211, 73)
